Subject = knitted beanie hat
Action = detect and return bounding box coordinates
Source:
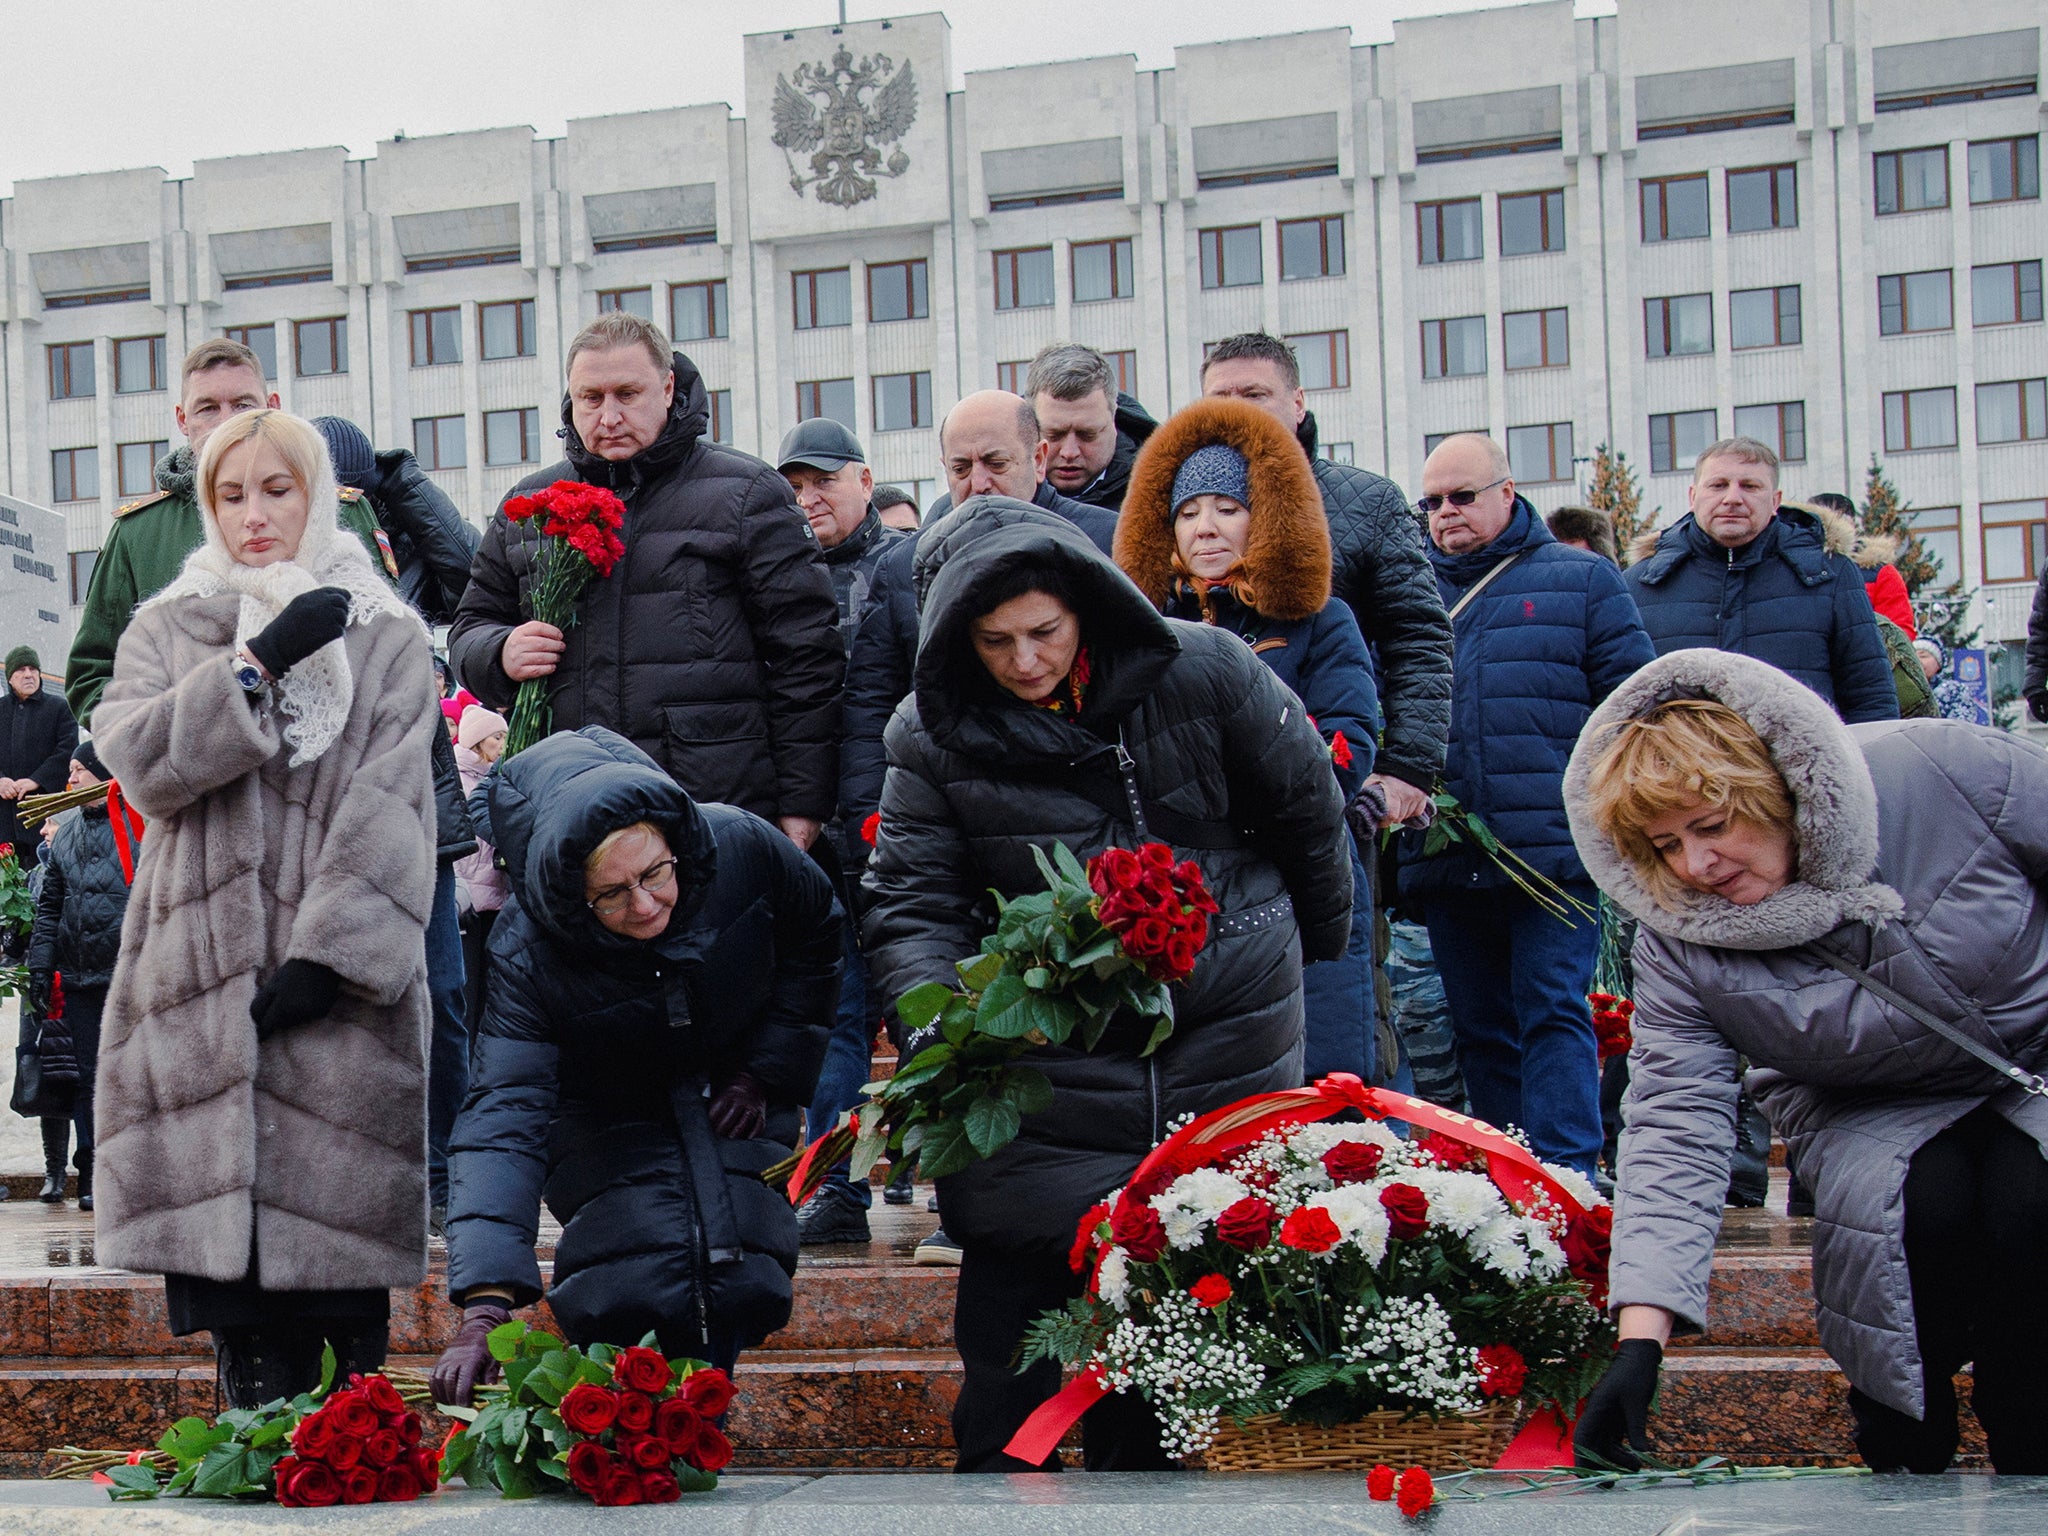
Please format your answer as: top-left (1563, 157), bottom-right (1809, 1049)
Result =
top-left (458, 705), bottom-right (511, 751)
top-left (1169, 444), bottom-right (1250, 515)
top-left (4, 646), bottom-right (38, 677)
top-left (310, 415), bottom-right (377, 491)
top-left (71, 739), bottom-right (107, 780)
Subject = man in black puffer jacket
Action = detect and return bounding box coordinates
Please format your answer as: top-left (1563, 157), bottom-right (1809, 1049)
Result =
top-left (432, 727), bottom-right (839, 1404)
top-left (449, 314), bottom-right (844, 847)
top-left (312, 417), bottom-right (481, 626)
top-left (1202, 333), bottom-right (1453, 827)
top-left (1024, 343), bottom-right (1159, 512)
top-left (862, 499), bottom-right (1350, 1471)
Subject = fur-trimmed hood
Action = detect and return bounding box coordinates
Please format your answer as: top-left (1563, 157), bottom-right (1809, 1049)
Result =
top-left (1115, 397), bottom-right (1331, 622)
top-left (1800, 502), bottom-right (1898, 570)
top-left (1563, 648), bottom-right (1905, 950)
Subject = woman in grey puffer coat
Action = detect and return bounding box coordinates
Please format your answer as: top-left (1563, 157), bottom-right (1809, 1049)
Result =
top-left (1561, 647), bottom-right (2048, 1475)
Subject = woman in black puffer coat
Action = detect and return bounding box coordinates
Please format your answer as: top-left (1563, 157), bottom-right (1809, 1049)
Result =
top-left (429, 727), bottom-right (839, 1407)
top-left (861, 500), bottom-right (1351, 1472)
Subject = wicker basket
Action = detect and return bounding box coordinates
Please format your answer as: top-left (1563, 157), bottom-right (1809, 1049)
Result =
top-left (1198, 1404), bottom-right (1519, 1473)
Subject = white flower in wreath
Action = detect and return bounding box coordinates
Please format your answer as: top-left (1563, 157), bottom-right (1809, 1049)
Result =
top-left (1403, 1167), bottom-right (1509, 1238)
top-left (1283, 1121), bottom-right (1403, 1161)
top-left (1540, 1161), bottom-right (1600, 1212)
top-left (1097, 1248), bottom-right (1132, 1309)
top-left (1155, 1167), bottom-right (1251, 1250)
top-left (1303, 1185), bottom-right (1391, 1265)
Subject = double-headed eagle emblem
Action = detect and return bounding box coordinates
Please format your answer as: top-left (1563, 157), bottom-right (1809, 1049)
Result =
top-left (771, 46), bottom-right (918, 208)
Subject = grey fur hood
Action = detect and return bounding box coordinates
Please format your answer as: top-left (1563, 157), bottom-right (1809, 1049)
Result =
top-left (1564, 648), bottom-right (1905, 950)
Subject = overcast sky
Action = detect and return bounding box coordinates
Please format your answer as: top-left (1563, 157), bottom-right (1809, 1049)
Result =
top-left (0, 0), bottom-right (1608, 196)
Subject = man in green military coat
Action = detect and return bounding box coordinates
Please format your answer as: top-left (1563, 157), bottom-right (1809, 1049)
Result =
top-left (65, 339), bottom-right (391, 728)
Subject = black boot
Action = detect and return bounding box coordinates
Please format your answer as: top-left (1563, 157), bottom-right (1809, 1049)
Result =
top-left (74, 1150), bottom-right (93, 1213)
top-left (38, 1119), bottom-right (68, 1202)
top-left (216, 1321), bottom-right (390, 1410)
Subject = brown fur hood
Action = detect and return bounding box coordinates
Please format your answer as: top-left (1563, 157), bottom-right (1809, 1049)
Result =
top-left (1114, 397), bottom-right (1330, 622)
top-left (1628, 504), bottom-right (1897, 570)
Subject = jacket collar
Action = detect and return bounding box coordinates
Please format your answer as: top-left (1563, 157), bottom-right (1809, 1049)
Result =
top-left (822, 506), bottom-right (887, 567)
top-left (1428, 496), bottom-right (1549, 587)
top-left (561, 351), bottom-right (709, 498)
top-left (1635, 507), bottom-right (1833, 589)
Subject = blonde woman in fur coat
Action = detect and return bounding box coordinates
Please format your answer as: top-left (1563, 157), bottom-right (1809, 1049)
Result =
top-left (93, 409), bottom-right (439, 1408)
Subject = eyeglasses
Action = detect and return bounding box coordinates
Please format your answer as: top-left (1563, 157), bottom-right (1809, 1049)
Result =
top-left (586, 856), bottom-right (679, 915)
top-left (1416, 477), bottom-right (1508, 514)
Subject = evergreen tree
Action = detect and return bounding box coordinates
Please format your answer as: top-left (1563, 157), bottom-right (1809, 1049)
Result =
top-left (1588, 443), bottom-right (1654, 564)
top-left (1859, 456), bottom-right (1940, 595)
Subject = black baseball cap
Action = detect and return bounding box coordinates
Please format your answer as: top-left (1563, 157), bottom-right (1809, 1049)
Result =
top-left (778, 417), bottom-right (866, 473)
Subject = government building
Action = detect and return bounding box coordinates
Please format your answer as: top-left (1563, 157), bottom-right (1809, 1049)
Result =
top-left (0, 0), bottom-right (2041, 668)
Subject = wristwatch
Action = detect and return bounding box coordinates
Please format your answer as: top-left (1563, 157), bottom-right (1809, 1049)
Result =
top-left (233, 651), bottom-right (268, 696)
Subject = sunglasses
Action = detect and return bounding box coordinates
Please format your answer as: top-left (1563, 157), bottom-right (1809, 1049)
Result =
top-left (1416, 477), bottom-right (1508, 514)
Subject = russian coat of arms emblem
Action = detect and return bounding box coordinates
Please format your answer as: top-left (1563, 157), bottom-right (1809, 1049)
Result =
top-left (771, 46), bottom-right (918, 208)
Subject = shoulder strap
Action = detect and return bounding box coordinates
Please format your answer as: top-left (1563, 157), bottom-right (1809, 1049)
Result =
top-left (1809, 947), bottom-right (2048, 1098)
top-left (1446, 551), bottom-right (1527, 622)
top-left (991, 734), bottom-right (1244, 852)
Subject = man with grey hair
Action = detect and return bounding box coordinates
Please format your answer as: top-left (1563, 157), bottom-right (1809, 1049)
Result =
top-left (1624, 436), bottom-right (1896, 723)
top-left (1025, 343), bottom-right (1157, 512)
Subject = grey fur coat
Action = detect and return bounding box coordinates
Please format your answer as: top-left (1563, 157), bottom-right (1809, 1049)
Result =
top-left (1564, 648), bottom-right (2048, 1419)
top-left (91, 594), bottom-right (439, 1291)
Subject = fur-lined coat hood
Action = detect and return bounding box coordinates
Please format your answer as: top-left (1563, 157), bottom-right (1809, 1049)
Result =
top-left (1115, 397), bottom-right (1331, 622)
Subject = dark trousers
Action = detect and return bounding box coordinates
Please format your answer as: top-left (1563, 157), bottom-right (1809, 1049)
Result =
top-left (425, 863), bottom-right (467, 1209)
top-left (66, 985), bottom-right (103, 1157)
top-left (1422, 883), bottom-right (1602, 1175)
top-left (952, 1243), bottom-right (1173, 1473)
top-left (460, 907), bottom-right (498, 1040)
top-left (1848, 1105), bottom-right (2048, 1475)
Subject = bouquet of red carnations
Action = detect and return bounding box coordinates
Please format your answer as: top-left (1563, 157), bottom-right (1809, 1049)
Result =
top-left (501, 479), bottom-right (626, 758)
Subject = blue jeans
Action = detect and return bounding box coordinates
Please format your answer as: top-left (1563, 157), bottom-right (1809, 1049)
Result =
top-left (1421, 882), bottom-right (1602, 1175)
top-left (804, 914), bottom-right (874, 1208)
top-left (425, 863), bottom-right (468, 1208)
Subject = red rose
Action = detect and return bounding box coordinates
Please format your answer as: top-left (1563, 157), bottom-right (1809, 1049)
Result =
top-left (325, 1435), bottom-right (364, 1471)
top-left (361, 1376), bottom-right (405, 1416)
top-left (1188, 1274), bottom-right (1232, 1309)
top-left (277, 1458), bottom-right (341, 1508)
top-left (614, 1345), bottom-right (675, 1394)
top-left (1215, 1196), bottom-right (1277, 1251)
top-left (364, 1429), bottom-right (404, 1468)
top-left (682, 1368), bottom-right (736, 1418)
top-left (1109, 1201), bottom-right (1167, 1262)
top-left (616, 1390), bottom-right (655, 1432)
top-left (397, 1415), bottom-right (423, 1448)
top-left (656, 1397), bottom-right (704, 1455)
top-left (598, 1467), bottom-right (645, 1506)
top-left (1321, 1142), bottom-right (1383, 1184)
top-left (1161, 931), bottom-right (1201, 981)
top-left (619, 1432), bottom-right (671, 1471)
top-left (691, 1424), bottom-right (734, 1473)
top-left (377, 1466), bottom-right (422, 1502)
top-left (1070, 1202), bottom-right (1111, 1274)
top-left (341, 1465), bottom-right (378, 1505)
top-left (1564, 1203), bottom-right (1613, 1308)
top-left (409, 1448), bottom-right (439, 1490)
top-left (331, 1394), bottom-right (379, 1438)
top-left (640, 1471), bottom-right (682, 1503)
top-left (293, 1410), bottom-right (337, 1460)
top-left (565, 1441), bottom-right (611, 1495)
top-left (860, 812), bottom-right (882, 847)
top-left (1365, 1462), bottom-right (1395, 1501)
top-left (1396, 1466), bottom-right (1435, 1517)
top-left (1280, 1206), bottom-right (1342, 1253)
top-left (560, 1382), bottom-right (621, 1435)
top-left (1476, 1343), bottom-right (1528, 1399)
top-left (1415, 1132), bottom-right (1477, 1171)
top-left (1128, 915), bottom-right (1172, 955)
top-left (1379, 1183), bottom-right (1430, 1240)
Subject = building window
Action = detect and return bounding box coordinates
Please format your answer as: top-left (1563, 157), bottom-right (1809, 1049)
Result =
top-left (992, 248), bottom-right (1054, 311)
top-left (1649, 409), bottom-right (1717, 475)
top-left (223, 266), bottom-right (331, 291)
top-left (707, 390), bottom-right (732, 445)
top-left (413, 415), bottom-right (466, 470)
top-left (410, 308), bottom-right (461, 366)
top-left (1645, 294), bottom-right (1714, 357)
top-left (1072, 239), bottom-right (1136, 302)
top-left (1733, 401), bottom-right (1807, 463)
top-left (996, 360), bottom-right (1028, 393)
top-left (478, 299), bottom-right (537, 361)
top-left (1882, 387), bottom-right (1958, 452)
top-left (1420, 317), bottom-right (1486, 379)
top-left (1730, 285), bottom-right (1801, 349)
top-left (1107, 350), bottom-right (1137, 395)
top-left (46, 285), bottom-right (149, 310)
top-left (1875, 147), bottom-right (1949, 215)
top-left (1972, 261), bottom-right (2044, 326)
top-left (1323, 441), bottom-right (1355, 465)
top-left (1278, 217), bottom-right (1344, 280)
top-left (1908, 507), bottom-right (1962, 586)
top-left (295, 317), bottom-right (348, 377)
top-left (1727, 164), bottom-right (1797, 232)
top-left (868, 259), bottom-right (930, 322)
top-left (1417, 199), bottom-right (1483, 264)
top-left (1507, 423), bottom-right (1573, 484)
top-left (404, 248), bottom-right (517, 275)
top-left (1503, 308), bottom-right (1569, 370)
top-left (1982, 500), bottom-right (2048, 583)
top-left (873, 371), bottom-right (934, 432)
top-left (47, 342), bottom-right (94, 400)
top-left (1199, 225), bottom-right (1263, 289)
top-left (223, 325), bottom-right (277, 380)
top-left (1640, 175), bottom-right (1710, 242)
top-left (68, 550), bottom-right (98, 607)
top-left (1287, 331), bottom-right (1350, 392)
top-left (669, 280), bottom-right (729, 341)
top-left (114, 335), bottom-right (165, 394)
top-left (117, 440), bottom-right (167, 498)
top-left (1499, 190), bottom-right (1565, 256)
top-left (1969, 136), bottom-right (2040, 205)
top-left (597, 288), bottom-right (653, 321)
top-left (796, 378), bottom-right (856, 427)
top-left (52, 448), bottom-right (98, 503)
top-left (1878, 270), bottom-right (1954, 335)
top-left (1977, 379), bottom-right (2048, 444)
top-left (483, 408), bottom-right (539, 466)
top-left (792, 268), bottom-right (853, 329)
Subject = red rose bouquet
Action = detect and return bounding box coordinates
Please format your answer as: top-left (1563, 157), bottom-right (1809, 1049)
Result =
top-left (500, 479), bottom-right (626, 758)
top-left (771, 842), bottom-right (1217, 1204)
top-left (440, 1320), bottom-right (734, 1504)
top-left (1589, 893), bottom-right (1636, 1062)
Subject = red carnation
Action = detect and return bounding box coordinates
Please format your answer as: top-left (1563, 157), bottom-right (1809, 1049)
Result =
top-left (565, 1440), bottom-right (611, 1495)
top-left (341, 1465), bottom-right (378, 1505)
top-left (692, 1423), bottom-right (735, 1472)
top-left (1330, 731), bottom-right (1354, 770)
top-left (682, 1368), bottom-right (736, 1418)
top-left (1070, 1202), bottom-right (1111, 1273)
top-left (276, 1457), bottom-right (341, 1508)
top-left (364, 1429), bottom-right (404, 1468)
top-left (1280, 1206), bottom-right (1342, 1254)
top-left (615, 1390), bottom-right (655, 1432)
top-left (1189, 1274), bottom-right (1232, 1309)
top-left (1216, 1196), bottom-right (1277, 1251)
top-left (1564, 1203), bottom-right (1614, 1309)
top-left (1109, 1201), bottom-right (1167, 1262)
top-left (861, 811), bottom-right (882, 847)
top-left (293, 1410), bottom-right (337, 1460)
top-left (1476, 1343), bottom-right (1528, 1399)
top-left (656, 1396), bottom-right (704, 1455)
top-left (560, 1382), bottom-right (621, 1435)
top-left (1379, 1183), bottom-right (1430, 1240)
top-left (619, 1432), bottom-right (672, 1471)
top-left (1365, 1462), bottom-right (1395, 1501)
top-left (1396, 1466), bottom-right (1435, 1517)
top-left (1321, 1141), bottom-right (1383, 1184)
top-left (377, 1466), bottom-right (422, 1502)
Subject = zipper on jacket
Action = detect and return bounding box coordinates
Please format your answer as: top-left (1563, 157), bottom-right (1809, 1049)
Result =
top-left (1112, 731), bottom-right (1151, 841)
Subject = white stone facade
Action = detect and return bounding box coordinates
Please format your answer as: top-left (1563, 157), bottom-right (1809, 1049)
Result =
top-left (0, 0), bottom-right (2041, 644)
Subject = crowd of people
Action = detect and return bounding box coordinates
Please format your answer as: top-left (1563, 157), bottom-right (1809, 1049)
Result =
top-left (5, 313), bottom-right (2042, 1477)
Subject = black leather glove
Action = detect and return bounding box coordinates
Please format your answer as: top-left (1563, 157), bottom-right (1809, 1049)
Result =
top-left (27, 972), bottom-right (51, 1017)
top-left (2031, 691), bottom-right (2048, 725)
top-left (430, 1301), bottom-right (511, 1408)
top-left (1574, 1338), bottom-right (1662, 1471)
top-left (707, 1071), bottom-right (767, 1140)
top-left (250, 959), bottom-right (343, 1040)
top-left (245, 587), bottom-right (351, 678)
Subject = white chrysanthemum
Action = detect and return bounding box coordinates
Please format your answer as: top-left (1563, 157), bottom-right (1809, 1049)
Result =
top-left (1154, 1168), bottom-right (1250, 1249)
top-left (1404, 1168), bottom-right (1508, 1237)
top-left (1540, 1162), bottom-right (1600, 1211)
top-left (1097, 1248), bottom-right (1132, 1309)
top-left (1471, 1214), bottom-right (1534, 1280)
top-left (1283, 1121), bottom-right (1402, 1160)
top-left (1314, 1185), bottom-right (1391, 1265)
top-left (1521, 1213), bottom-right (1567, 1276)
